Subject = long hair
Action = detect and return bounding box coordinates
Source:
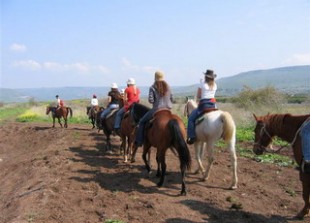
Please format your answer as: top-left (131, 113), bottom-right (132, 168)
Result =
top-left (204, 77), bottom-right (216, 90)
top-left (153, 80), bottom-right (170, 97)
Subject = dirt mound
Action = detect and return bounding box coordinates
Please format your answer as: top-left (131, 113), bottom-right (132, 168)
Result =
top-left (0, 122), bottom-right (307, 223)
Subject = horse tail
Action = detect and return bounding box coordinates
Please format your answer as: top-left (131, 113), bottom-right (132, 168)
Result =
top-left (67, 107), bottom-right (73, 118)
top-left (221, 111), bottom-right (236, 142)
top-left (168, 119), bottom-right (191, 170)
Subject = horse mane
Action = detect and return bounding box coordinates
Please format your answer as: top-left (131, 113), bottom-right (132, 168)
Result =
top-left (131, 103), bottom-right (150, 123)
top-left (262, 113), bottom-right (310, 141)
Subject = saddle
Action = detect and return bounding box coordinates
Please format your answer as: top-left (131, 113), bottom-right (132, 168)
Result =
top-left (195, 108), bottom-right (218, 125)
top-left (106, 108), bottom-right (119, 119)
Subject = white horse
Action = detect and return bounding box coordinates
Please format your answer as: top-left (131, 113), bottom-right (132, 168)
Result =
top-left (184, 99), bottom-right (238, 189)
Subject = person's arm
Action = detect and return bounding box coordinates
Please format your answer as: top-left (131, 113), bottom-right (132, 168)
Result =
top-left (196, 88), bottom-right (202, 102)
top-left (148, 87), bottom-right (155, 104)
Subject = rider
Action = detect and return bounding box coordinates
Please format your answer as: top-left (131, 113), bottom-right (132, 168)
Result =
top-left (55, 95), bottom-right (64, 111)
top-left (89, 94), bottom-right (99, 117)
top-left (114, 78), bottom-right (140, 135)
top-left (135, 71), bottom-right (173, 147)
top-left (100, 83), bottom-right (121, 121)
top-left (186, 69), bottom-right (218, 145)
top-left (300, 120), bottom-right (310, 173)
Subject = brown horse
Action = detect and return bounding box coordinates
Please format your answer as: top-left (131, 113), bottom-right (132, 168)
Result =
top-left (120, 112), bottom-right (136, 162)
top-left (46, 106), bottom-right (73, 128)
top-left (97, 109), bottom-right (119, 153)
top-left (132, 109), bottom-right (191, 195)
top-left (253, 113), bottom-right (310, 219)
top-left (86, 106), bottom-right (103, 129)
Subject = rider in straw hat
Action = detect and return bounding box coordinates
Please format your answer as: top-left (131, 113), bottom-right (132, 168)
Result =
top-left (134, 71), bottom-right (173, 147)
top-left (186, 69), bottom-right (218, 145)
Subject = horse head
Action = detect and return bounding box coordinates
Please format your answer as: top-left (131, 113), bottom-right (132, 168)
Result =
top-left (131, 103), bottom-right (150, 124)
top-left (184, 99), bottom-right (197, 117)
top-left (46, 106), bottom-right (51, 115)
top-left (253, 114), bottom-right (274, 155)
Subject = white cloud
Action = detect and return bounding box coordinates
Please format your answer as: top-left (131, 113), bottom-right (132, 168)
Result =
top-left (284, 53), bottom-right (310, 65)
top-left (12, 60), bottom-right (109, 74)
top-left (121, 57), bottom-right (157, 73)
top-left (10, 43), bottom-right (27, 52)
top-left (12, 60), bottom-right (41, 70)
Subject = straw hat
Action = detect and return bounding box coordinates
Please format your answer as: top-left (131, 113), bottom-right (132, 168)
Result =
top-left (155, 71), bottom-right (164, 81)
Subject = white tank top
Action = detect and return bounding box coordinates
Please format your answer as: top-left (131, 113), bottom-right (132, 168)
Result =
top-left (200, 82), bottom-right (217, 99)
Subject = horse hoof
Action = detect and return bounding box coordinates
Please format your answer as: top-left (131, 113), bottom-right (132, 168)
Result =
top-left (130, 159), bottom-right (135, 163)
top-left (229, 185), bottom-right (238, 190)
top-left (157, 182), bottom-right (163, 187)
top-left (180, 191), bottom-right (187, 196)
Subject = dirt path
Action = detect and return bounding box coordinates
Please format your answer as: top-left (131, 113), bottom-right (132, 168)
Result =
top-left (0, 122), bottom-right (307, 223)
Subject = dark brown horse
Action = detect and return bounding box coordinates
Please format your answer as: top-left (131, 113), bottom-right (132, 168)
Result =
top-left (97, 109), bottom-right (119, 153)
top-left (132, 109), bottom-right (191, 195)
top-left (253, 113), bottom-right (310, 219)
top-left (46, 106), bottom-right (73, 128)
top-left (120, 103), bottom-right (150, 162)
top-left (86, 106), bottom-right (103, 129)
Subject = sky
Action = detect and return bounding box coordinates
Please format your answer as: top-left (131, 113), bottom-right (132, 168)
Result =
top-left (1, 0), bottom-right (310, 88)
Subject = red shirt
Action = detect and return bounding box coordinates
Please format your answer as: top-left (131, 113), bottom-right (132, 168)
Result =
top-left (124, 86), bottom-right (140, 111)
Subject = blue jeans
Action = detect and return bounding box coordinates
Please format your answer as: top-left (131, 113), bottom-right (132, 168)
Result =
top-left (300, 121), bottom-right (310, 161)
top-left (187, 108), bottom-right (199, 139)
top-left (136, 108), bottom-right (155, 144)
top-left (100, 104), bottom-right (119, 120)
top-left (114, 107), bottom-right (125, 129)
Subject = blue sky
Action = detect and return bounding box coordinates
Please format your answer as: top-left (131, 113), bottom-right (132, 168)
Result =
top-left (1, 0), bottom-right (310, 88)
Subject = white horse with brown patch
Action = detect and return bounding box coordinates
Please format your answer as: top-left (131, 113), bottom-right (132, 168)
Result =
top-left (184, 99), bottom-right (238, 189)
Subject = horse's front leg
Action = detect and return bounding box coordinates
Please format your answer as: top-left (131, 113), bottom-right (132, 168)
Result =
top-left (52, 118), bottom-right (55, 128)
top-left (296, 178), bottom-right (310, 219)
top-left (194, 141), bottom-right (205, 174)
top-left (202, 143), bottom-right (214, 181)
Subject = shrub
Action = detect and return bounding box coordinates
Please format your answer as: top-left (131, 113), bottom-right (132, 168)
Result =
top-left (233, 86), bottom-right (286, 112)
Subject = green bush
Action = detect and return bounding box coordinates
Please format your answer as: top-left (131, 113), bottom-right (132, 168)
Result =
top-left (233, 86), bottom-right (286, 112)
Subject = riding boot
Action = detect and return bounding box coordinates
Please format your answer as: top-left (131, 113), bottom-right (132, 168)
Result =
top-left (302, 160), bottom-right (310, 174)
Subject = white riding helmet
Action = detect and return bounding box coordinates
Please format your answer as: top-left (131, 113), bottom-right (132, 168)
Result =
top-left (111, 83), bottom-right (118, 89)
top-left (127, 78), bottom-right (135, 85)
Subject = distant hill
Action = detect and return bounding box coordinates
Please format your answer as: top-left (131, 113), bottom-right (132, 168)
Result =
top-left (217, 65), bottom-right (310, 95)
top-left (1, 65), bottom-right (309, 103)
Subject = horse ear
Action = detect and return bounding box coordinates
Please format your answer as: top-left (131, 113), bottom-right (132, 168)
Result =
top-left (253, 113), bottom-right (258, 121)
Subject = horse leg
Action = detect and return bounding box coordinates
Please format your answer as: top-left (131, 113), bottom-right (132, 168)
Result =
top-left (228, 140), bottom-right (238, 190)
top-left (194, 141), bottom-right (205, 174)
top-left (106, 135), bottom-right (112, 154)
top-left (157, 150), bottom-right (166, 188)
top-left (296, 178), bottom-right (310, 219)
top-left (52, 117), bottom-right (55, 128)
top-left (142, 144), bottom-right (152, 174)
top-left (64, 117), bottom-right (68, 128)
top-left (202, 142), bottom-right (214, 181)
top-left (58, 118), bottom-right (63, 128)
top-left (156, 153), bottom-right (161, 177)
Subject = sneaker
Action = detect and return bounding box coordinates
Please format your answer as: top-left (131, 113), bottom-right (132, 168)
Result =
top-left (186, 137), bottom-right (196, 145)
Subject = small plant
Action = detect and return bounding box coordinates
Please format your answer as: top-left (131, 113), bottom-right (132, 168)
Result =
top-left (105, 219), bottom-right (125, 223)
top-left (17, 111), bottom-right (38, 122)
